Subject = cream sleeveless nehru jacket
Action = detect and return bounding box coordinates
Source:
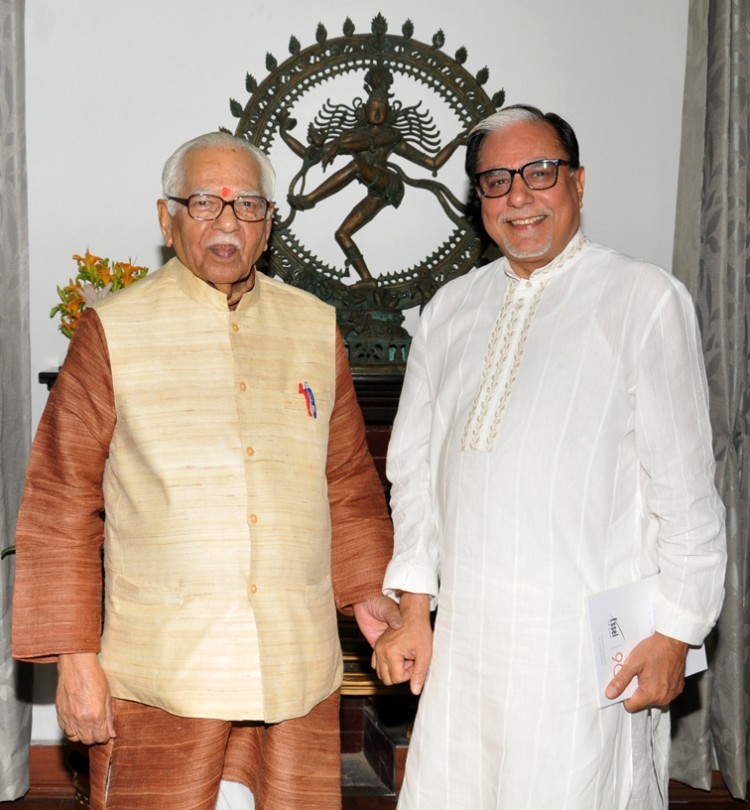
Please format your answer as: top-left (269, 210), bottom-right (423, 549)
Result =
top-left (93, 258), bottom-right (341, 723)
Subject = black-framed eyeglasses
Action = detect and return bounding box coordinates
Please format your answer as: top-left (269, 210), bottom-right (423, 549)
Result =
top-left (474, 159), bottom-right (574, 198)
top-left (167, 193), bottom-right (271, 222)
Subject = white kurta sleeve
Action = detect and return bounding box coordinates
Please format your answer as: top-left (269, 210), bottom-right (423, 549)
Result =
top-left (634, 281), bottom-right (727, 645)
top-left (383, 309), bottom-right (440, 605)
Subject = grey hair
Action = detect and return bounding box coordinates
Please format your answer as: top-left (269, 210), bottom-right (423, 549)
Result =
top-left (470, 105), bottom-right (543, 137)
top-left (161, 132), bottom-right (276, 215)
top-left (465, 104), bottom-right (580, 180)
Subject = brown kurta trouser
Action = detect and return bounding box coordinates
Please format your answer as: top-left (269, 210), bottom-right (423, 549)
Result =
top-left (88, 693), bottom-right (341, 810)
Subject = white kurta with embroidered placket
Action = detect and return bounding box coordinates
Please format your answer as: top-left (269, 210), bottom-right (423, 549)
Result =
top-left (384, 233), bottom-right (726, 810)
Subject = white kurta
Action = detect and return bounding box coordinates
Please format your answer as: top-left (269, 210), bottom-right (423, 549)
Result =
top-left (383, 233), bottom-right (726, 810)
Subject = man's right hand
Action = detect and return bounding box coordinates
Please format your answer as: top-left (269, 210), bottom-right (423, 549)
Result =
top-left (372, 593), bottom-right (433, 695)
top-left (56, 652), bottom-right (116, 744)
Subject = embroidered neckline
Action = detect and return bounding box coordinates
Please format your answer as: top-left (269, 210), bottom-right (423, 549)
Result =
top-left (461, 279), bottom-right (548, 452)
top-left (461, 234), bottom-right (588, 453)
top-left (503, 231), bottom-right (588, 284)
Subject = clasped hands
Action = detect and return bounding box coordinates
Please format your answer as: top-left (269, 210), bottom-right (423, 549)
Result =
top-left (357, 593), bottom-right (433, 696)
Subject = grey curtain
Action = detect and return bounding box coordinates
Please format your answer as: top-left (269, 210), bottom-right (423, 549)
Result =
top-left (671, 0), bottom-right (750, 800)
top-left (0, 0), bottom-right (32, 801)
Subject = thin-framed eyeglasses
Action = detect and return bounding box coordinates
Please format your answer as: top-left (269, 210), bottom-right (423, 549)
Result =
top-left (167, 193), bottom-right (271, 222)
top-left (474, 159), bottom-right (574, 198)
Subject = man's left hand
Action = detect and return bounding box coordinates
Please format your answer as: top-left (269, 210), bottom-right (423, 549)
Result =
top-left (353, 595), bottom-right (403, 647)
top-left (605, 631), bottom-right (689, 713)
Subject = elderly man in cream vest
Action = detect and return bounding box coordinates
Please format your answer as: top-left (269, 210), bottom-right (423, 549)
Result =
top-left (12, 132), bottom-right (398, 810)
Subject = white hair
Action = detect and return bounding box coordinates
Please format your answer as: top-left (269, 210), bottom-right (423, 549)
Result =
top-left (161, 132), bottom-right (276, 215)
top-left (468, 105), bottom-right (543, 139)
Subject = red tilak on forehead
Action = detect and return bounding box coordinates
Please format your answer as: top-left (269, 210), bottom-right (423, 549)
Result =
top-left (220, 186), bottom-right (232, 199)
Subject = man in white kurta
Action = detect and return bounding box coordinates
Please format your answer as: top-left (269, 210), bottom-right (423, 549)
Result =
top-left (374, 105), bottom-right (726, 809)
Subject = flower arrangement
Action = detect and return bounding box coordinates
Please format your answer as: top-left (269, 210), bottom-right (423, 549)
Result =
top-left (50, 250), bottom-right (149, 338)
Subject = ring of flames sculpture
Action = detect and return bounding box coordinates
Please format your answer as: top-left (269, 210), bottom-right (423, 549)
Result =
top-left (226, 14), bottom-right (503, 371)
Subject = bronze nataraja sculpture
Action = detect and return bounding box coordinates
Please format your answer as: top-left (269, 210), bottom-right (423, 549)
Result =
top-left (226, 14), bottom-right (504, 370)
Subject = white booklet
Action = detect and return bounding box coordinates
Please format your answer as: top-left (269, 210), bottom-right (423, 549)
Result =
top-left (585, 573), bottom-right (707, 708)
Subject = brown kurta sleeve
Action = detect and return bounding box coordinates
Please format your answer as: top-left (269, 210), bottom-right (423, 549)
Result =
top-left (327, 332), bottom-right (393, 611)
top-left (12, 309), bottom-right (115, 662)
